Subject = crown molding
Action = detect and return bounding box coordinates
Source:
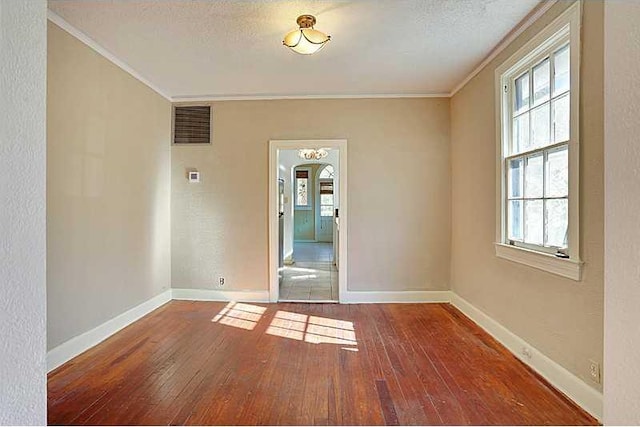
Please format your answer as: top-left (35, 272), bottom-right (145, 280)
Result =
top-left (47, 9), bottom-right (173, 101)
top-left (171, 93), bottom-right (450, 103)
top-left (47, 9), bottom-right (448, 104)
top-left (448, 0), bottom-right (559, 97)
top-left (48, 0), bottom-right (557, 103)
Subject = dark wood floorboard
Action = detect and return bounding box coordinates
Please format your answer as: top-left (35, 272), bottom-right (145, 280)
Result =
top-left (47, 301), bottom-right (598, 426)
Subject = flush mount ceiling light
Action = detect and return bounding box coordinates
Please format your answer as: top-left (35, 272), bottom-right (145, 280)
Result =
top-left (298, 148), bottom-right (329, 161)
top-left (283, 15), bottom-right (331, 55)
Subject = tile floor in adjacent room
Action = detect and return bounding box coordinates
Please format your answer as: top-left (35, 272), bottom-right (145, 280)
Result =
top-left (280, 262), bottom-right (338, 301)
top-left (280, 242), bottom-right (338, 302)
top-left (291, 241), bottom-right (334, 262)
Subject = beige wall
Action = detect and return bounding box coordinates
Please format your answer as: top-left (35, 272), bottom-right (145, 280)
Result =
top-left (450, 1), bottom-right (603, 391)
top-left (603, 1), bottom-right (640, 423)
top-left (47, 22), bottom-right (172, 349)
top-left (172, 98), bottom-right (450, 292)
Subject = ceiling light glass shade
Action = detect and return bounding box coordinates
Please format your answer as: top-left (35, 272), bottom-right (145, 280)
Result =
top-left (283, 15), bottom-right (330, 55)
top-left (298, 148), bottom-right (329, 160)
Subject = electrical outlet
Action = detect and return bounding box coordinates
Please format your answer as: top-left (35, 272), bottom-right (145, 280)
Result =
top-left (522, 347), bottom-right (532, 360)
top-left (589, 360), bottom-right (601, 384)
top-left (218, 277), bottom-right (225, 288)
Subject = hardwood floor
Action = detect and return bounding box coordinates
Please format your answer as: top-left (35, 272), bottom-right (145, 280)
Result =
top-left (48, 301), bottom-right (597, 426)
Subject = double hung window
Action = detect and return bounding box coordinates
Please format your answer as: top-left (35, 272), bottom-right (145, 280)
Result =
top-left (495, 3), bottom-right (582, 280)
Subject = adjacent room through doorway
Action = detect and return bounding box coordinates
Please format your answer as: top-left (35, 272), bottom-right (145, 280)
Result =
top-left (274, 146), bottom-right (342, 302)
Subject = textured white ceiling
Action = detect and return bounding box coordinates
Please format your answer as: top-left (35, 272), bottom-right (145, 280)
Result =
top-left (48, 0), bottom-right (540, 99)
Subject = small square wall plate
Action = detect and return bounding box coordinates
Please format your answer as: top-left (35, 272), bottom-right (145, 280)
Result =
top-left (188, 171), bottom-right (200, 183)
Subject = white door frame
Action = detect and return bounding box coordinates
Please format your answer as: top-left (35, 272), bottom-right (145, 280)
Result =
top-left (268, 139), bottom-right (348, 303)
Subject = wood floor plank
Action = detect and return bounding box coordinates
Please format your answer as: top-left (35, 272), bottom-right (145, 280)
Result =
top-left (383, 305), bottom-right (471, 425)
top-left (375, 379), bottom-right (400, 426)
top-left (48, 301), bottom-right (598, 426)
top-left (370, 306), bottom-right (442, 425)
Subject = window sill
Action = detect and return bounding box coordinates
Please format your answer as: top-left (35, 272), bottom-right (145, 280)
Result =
top-left (494, 243), bottom-right (583, 281)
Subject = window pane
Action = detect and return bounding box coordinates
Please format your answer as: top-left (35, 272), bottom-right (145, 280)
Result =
top-left (524, 200), bottom-right (544, 245)
top-left (552, 93), bottom-right (570, 143)
top-left (319, 165), bottom-right (334, 179)
top-left (320, 194), bottom-right (333, 205)
top-left (320, 206), bottom-right (333, 217)
top-left (296, 178), bottom-right (308, 206)
top-left (512, 113), bottom-right (530, 154)
top-left (508, 158), bottom-right (523, 199)
top-left (524, 153), bottom-right (544, 198)
top-left (508, 200), bottom-right (523, 241)
top-left (514, 72), bottom-right (530, 115)
top-left (553, 45), bottom-right (570, 96)
top-left (531, 102), bottom-right (550, 149)
top-left (546, 146), bottom-right (569, 197)
top-left (545, 199), bottom-right (568, 248)
top-left (533, 58), bottom-right (550, 105)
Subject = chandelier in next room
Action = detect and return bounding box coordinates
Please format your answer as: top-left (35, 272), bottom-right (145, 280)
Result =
top-left (298, 148), bottom-right (329, 161)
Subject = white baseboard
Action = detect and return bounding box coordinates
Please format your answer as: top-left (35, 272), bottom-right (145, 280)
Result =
top-left (342, 290), bottom-right (451, 304)
top-left (171, 288), bottom-right (270, 303)
top-left (47, 289), bottom-right (172, 373)
top-left (450, 292), bottom-right (603, 421)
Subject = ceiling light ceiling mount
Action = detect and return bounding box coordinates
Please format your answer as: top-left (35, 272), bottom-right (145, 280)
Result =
top-left (283, 14), bottom-right (331, 55)
top-left (296, 14), bottom-right (316, 29)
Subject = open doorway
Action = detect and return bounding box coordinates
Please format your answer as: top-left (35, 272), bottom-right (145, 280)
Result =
top-left (269, 140), bottom-right (347, 303)
top-left (281, 163), bottom-right (337, 301)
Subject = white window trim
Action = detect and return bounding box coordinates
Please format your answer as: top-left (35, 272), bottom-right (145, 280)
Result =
top-left (294, 166), bottom-right (312, 210)
top-left (494, 2), bottom-right (583, 281)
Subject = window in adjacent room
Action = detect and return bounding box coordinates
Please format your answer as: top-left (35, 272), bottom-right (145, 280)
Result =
top-left (495, 3), bottom-right (582, 280)
top-left (319, 165), bottom-right (334, 217)
top-left (295, 168), bottom-right (311, 209)
top-left (319, 164), bottom-right (334, 179)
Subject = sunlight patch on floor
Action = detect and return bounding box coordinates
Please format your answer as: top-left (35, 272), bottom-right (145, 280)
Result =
top-left (266, 310), bottom-right (358, 347)
top-left (281, 266), bottom-right (321, 274)
top-left (290, 274), bottom-right (318, 280)
top-left (211, 302), bottom-right (266, 331)
top-left (211, 305), bottom-right (357, 347)
top-left (308, 315), bottom-right (354, 331)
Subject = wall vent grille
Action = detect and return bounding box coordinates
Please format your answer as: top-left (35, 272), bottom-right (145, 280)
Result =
top-left (173, 106), bottom-right (211, 144)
